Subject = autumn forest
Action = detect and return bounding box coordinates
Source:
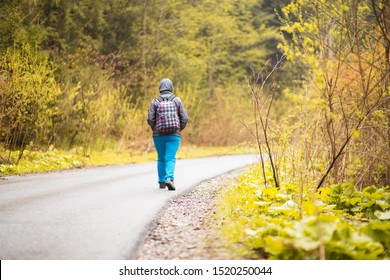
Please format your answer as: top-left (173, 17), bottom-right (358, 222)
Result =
top-left (0, 0), bottom-right (390, 259)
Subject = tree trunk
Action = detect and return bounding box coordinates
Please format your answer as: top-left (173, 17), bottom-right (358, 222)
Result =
top-left (142, 0), bottom-right (148, 96)
top-left (384, 0), bottom-right (390, 185)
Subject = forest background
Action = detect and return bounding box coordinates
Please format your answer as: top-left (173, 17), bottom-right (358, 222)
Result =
top-left (0, 0), bottom-right (294, 173)
top-left (0, 0), bottom-right (389, 188)
top-left (1, 0), bottom-right (390, 260)
top-left (0, 0), bottom-right (289, 171)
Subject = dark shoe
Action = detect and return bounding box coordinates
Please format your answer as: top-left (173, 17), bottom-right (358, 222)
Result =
top-left (159, 182), bottom-right (166, 189)
top-left (165, 178), bottom-right (176, 191)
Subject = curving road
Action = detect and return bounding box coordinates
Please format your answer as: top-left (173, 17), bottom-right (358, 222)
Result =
top-left (0, 154), bottom-right (256, 260)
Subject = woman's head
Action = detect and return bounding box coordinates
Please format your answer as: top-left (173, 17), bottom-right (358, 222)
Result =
top-left (159, 78), bottom-right (173, 93)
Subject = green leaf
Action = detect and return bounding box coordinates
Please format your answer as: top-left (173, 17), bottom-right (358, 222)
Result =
top-left (376, 200), bottom-right (389, 211)
top-left (376, 210), bottom-right (390, 220)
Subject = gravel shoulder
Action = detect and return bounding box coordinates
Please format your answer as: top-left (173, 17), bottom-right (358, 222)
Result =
top-left (132, 168), bottom-right (249, 260)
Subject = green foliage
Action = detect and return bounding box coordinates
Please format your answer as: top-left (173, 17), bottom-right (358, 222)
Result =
top-left (275, 0), bottom-right (390, 189)
top-left (0, 0), bottom-right (282, 158)
top-left (323, 184), bottom-right (390, 219)
top-left (0, 147), bottom-right (85, 175)
top-left (215, 165), bottom-right (390, 259)
top-left (211, 0), bottom-right (390, 260)
top-left (0, 43), bottom-right (61, 153)
top-left (53, 46), bottom-right (133, 150)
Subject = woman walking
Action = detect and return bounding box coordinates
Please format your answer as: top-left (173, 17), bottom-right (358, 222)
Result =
top-left (147, 78), bottom-right (188, 190)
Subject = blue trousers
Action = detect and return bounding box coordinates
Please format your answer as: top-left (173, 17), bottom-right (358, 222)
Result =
top-left (153, 135), bottom-right (181, 183)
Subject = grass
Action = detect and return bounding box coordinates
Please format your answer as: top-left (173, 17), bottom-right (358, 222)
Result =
top-left (0, 143), bottom-right (256, 176)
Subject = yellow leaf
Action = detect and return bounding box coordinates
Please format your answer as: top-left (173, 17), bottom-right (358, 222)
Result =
top-left (352, 129), bottom-right (360, 139)
top-left (340, 4), bottom-right (349, 12)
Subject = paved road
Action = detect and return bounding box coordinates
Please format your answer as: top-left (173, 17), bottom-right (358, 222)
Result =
top-left (0, 154), bottom-right (256, 260)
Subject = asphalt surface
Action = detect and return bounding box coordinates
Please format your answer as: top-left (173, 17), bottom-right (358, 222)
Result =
top-left (0, 154), bottom-right (256, 260)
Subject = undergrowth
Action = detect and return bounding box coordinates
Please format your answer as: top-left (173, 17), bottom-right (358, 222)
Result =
top-left (215, 165), bottom-right (390, 260)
